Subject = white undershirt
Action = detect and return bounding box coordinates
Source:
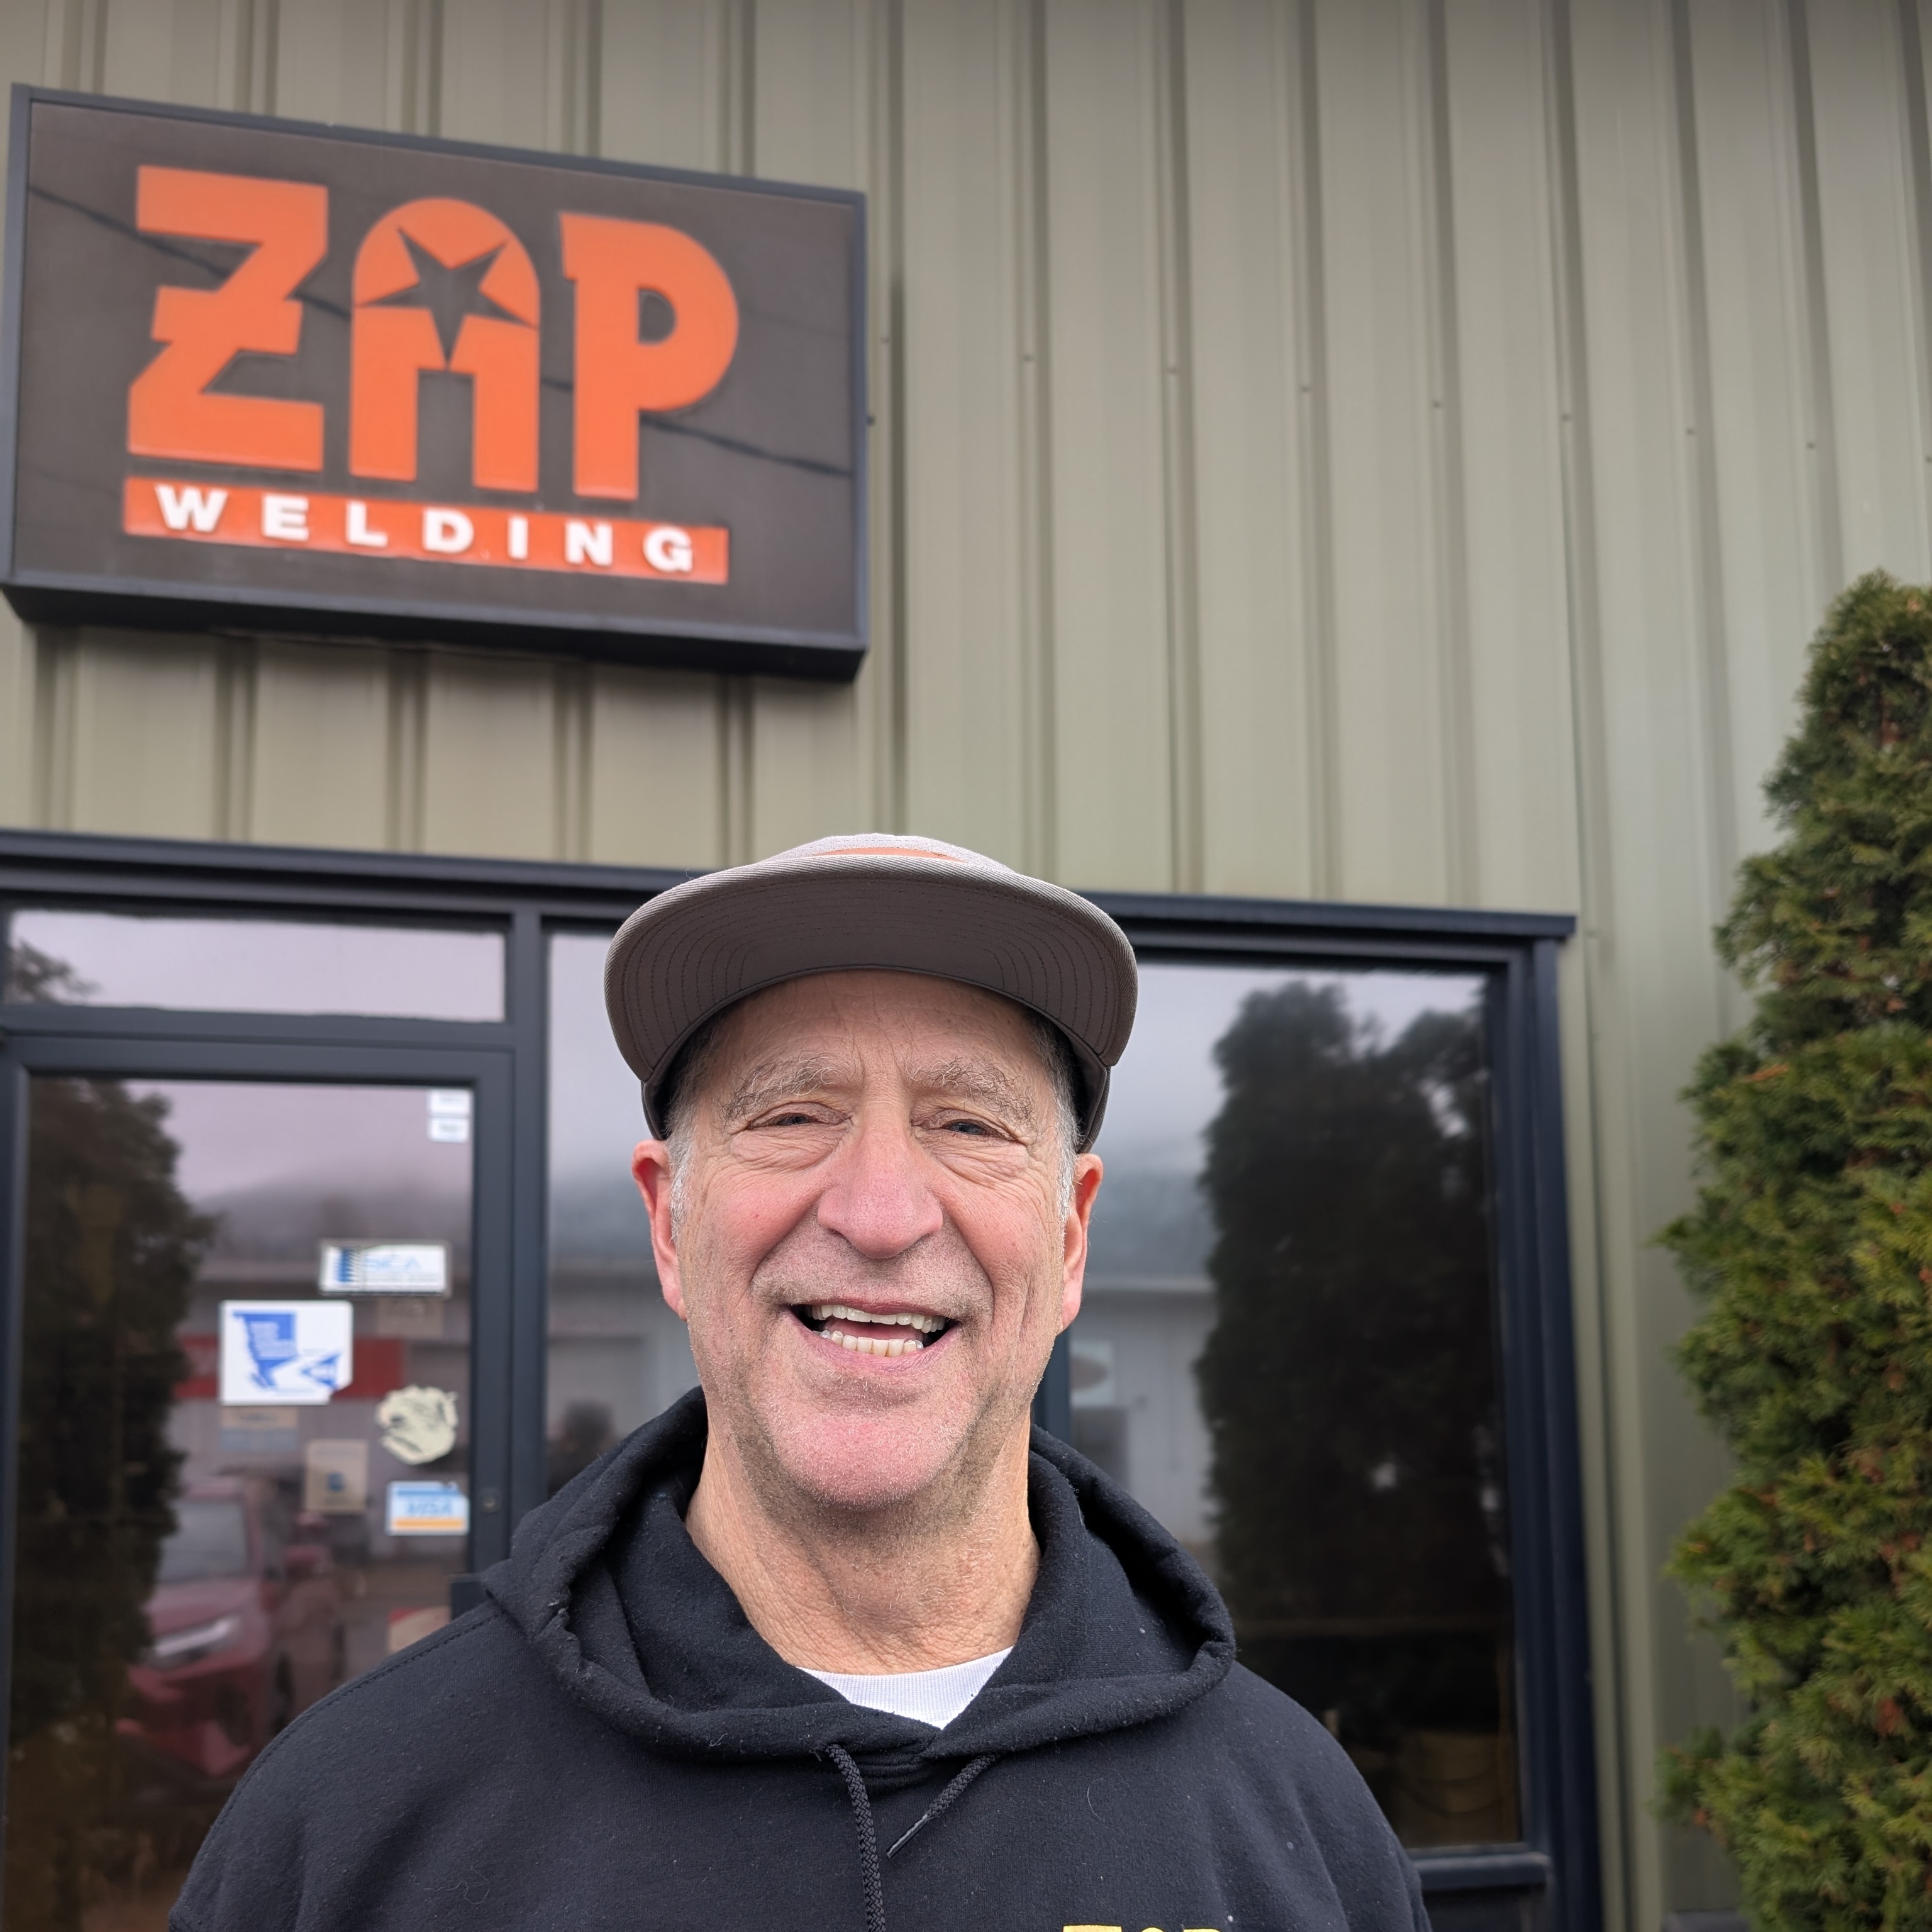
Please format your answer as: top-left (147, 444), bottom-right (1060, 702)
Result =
top-left (803, 1648), bottom-right (1012, 1730)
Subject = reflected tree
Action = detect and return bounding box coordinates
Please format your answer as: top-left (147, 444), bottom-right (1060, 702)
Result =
top-left (6, 1073), bottom-right (213, 1929)
top-left (1194, 983), bottom-right (1511, 1816)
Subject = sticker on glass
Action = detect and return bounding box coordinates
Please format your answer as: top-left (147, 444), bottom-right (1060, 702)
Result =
top-left (387, 1480), bottom-right (469, 1536)
top-left (219, 1300), bottom-right (353, 1405)
top-left (219, 1405), bottom-right (301, 1454)
top-left (305, 1438), bottom-right (370, 1514)
top-left (377, 1385), bottom-right (459, 1466)
top-left (427, 1089), bottom-right (471, 1142)
top-left (318, 1240), bottom-right (449, 1294)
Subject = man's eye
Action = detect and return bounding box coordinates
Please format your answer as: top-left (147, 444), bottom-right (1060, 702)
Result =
top-left (751, 1108), bottom-right (826, 1129)
top-left (939, 1118), bottom-right (995, 1136)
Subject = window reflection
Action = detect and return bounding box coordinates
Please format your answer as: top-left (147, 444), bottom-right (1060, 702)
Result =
top-left (545, 933), bottom-right (696, 1492)
top-left (1080, 963), bottom-right (1516, 1848)
top-left (6, 1079), bottom-right (475, 1928)
top-left (4, 910), bottom-right (504, 1021)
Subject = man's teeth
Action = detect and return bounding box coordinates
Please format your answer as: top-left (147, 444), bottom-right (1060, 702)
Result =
top-left (806, 1303), bottom-right (947, 1357)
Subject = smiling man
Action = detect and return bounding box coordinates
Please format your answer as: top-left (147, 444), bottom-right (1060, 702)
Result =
top-left (174, 835), bottom-right (1428, 1932)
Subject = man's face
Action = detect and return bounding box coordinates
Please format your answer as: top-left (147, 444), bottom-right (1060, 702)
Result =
top-left (632, 970), bottom-right (1102, 1517)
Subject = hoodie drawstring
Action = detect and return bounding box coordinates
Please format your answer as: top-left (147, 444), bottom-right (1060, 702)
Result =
top-left (824, 1746), bottom-right (1002, 1931)
top-left (887, 1753), bottom-right (999, 1858)
top-left (825, 1745), bottom-right (887, 1932)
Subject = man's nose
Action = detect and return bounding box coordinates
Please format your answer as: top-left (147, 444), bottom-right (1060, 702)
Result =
top-left (815, 1113), bottom-right (944, 1258)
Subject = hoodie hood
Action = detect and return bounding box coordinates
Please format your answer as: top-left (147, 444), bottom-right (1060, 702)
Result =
top-left (484, 1387), bottom-right (1235, 1765)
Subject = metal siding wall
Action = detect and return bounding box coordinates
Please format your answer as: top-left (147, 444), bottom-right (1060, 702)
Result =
top-left (5, 1), bottom-right (1932, 1923)
top-left (897, 0), bottom-right (1038, 869)
top-left (1565, 1), bottom-right (1741, 1918)
top-left (1180, 0), bottom-right (1321, 899)
top-left (1040, 0), bottom-right (1175, 889)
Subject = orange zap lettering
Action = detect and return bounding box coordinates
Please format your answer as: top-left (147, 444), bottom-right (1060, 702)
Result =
top-left (351, 199), bottom-right (540, 492)
top-left (126, 167), bottom-right (327, 471)
top-left (560, 213), bottom-right (738, 499)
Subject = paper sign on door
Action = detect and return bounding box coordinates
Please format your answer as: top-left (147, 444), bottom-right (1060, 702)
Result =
top-left (219, 1300), bottom-right (353, 1405)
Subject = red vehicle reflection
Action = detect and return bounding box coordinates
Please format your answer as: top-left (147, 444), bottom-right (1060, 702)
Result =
top-left (120, 1479), bottom-right (345, 1784)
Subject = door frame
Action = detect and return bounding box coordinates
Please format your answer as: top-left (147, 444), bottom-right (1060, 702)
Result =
top-left (0, 1035), bottom-right (516, 1868)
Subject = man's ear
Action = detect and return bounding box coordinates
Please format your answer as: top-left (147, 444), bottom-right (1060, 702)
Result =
top-left (632, 1141), bottom-right (687, 1319)
top-left (1058, 1153), bottom-right (1102, 1331)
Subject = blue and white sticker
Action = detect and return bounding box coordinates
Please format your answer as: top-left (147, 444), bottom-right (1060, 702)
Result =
top-left (387, 1480), bottom-right (470, 1536)
top-left (318, 1240), bottom-right (449, 1294)
top-left (219, 1300), bottom-right (353, 1406)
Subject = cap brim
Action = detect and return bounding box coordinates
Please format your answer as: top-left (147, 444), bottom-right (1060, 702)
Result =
top-left (604, 854), bottom-right (1137, 1151)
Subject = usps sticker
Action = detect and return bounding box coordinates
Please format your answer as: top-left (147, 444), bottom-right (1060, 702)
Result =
top-left (219, 1301), bottom-right (353, 1406)
top-left (387, 1480), bottom-right (470, 1537)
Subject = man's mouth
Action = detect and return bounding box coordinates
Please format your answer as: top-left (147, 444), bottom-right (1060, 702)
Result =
top-left (793, 1302), bottom-right (953, 1358)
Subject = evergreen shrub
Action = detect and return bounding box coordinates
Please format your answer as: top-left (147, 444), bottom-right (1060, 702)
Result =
top-left (1663, 572), bottom-right (1932, 1926)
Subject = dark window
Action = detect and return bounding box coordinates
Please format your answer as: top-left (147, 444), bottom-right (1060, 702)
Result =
top-left (1081, 963), bottom-right (1515, 1847)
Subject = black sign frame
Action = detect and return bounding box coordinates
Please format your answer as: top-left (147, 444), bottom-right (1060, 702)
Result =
top-left (0, 87), bottom-right (869, 680)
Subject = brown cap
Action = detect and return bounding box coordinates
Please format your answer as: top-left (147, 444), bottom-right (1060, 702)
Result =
top-left (603, 832), bottom-right (1138, 1150)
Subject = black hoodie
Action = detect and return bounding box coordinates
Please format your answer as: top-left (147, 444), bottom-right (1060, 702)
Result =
top-left (173, 1391), bottom-right (1429, 1932)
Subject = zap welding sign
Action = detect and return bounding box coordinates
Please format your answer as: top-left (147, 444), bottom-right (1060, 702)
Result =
top-left (0, 88), bottom-right (867, 677)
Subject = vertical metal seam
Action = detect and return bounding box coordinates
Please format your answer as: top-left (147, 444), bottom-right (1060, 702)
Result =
top-left (724, 680), bottom-right (753, 863)
top-left (31, 628), bottom-right (74, 831)
top-left (584, 0), bottom-right (603, 157)
top-left (1291, 0), bottom-right (1339, 899)
top-left (1423, 0), bottom-right (1477, 906)
top-left (1016, 0), bottom-right (1057, 880)
top-left (1155, 0), bottom-right (1204, 894)
top-left (882, 0), bottom-right (909, 832)
top-left (386, 648), bottom-right (426, 851)
top-left (215, 639), bottom-right (257, 841)
top-left (1667, 0), bottom-right (1741, 1020)
top-left (713, 675), bottom-right (733, 863)
top-left (424, 0), bottom-right (444, 136)
top-left (553, 660), bottom-right (591, 862)
top-left (721, 0), bottom-right (756, 857)
top-left (1897, 0), bottom-right (1932, 552)
top-left (75, 0), bottom-right (106, 94)
top-left (214, 641), bottom-right (235, 836)
top-left (734, 0), bottom-right (756, 175)
top-left (1540, 0), bottom-right (1634, 1919)
top-left (257, 0), bottom-right (280, 116)
top-left (1786, 0), bottom-right (1845, 597)
top-left (50, 1), bottom-right (79, 89)
top-left (229, 0), bottom-right (253, 113)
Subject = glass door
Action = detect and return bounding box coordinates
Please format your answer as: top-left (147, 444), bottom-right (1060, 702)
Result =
top-left (3, 1058), bottom-right (504, 1932)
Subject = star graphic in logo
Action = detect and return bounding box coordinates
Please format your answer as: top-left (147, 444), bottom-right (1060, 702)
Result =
top-left (372, 232), bottom-right (525, 358)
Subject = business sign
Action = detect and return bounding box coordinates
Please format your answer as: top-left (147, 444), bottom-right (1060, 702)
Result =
top-left (0, 90), bottom-right (867, 678)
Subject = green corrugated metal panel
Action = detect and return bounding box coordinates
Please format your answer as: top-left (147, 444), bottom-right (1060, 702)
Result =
top-left (4, 2), bottom-right (1932, 1923)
